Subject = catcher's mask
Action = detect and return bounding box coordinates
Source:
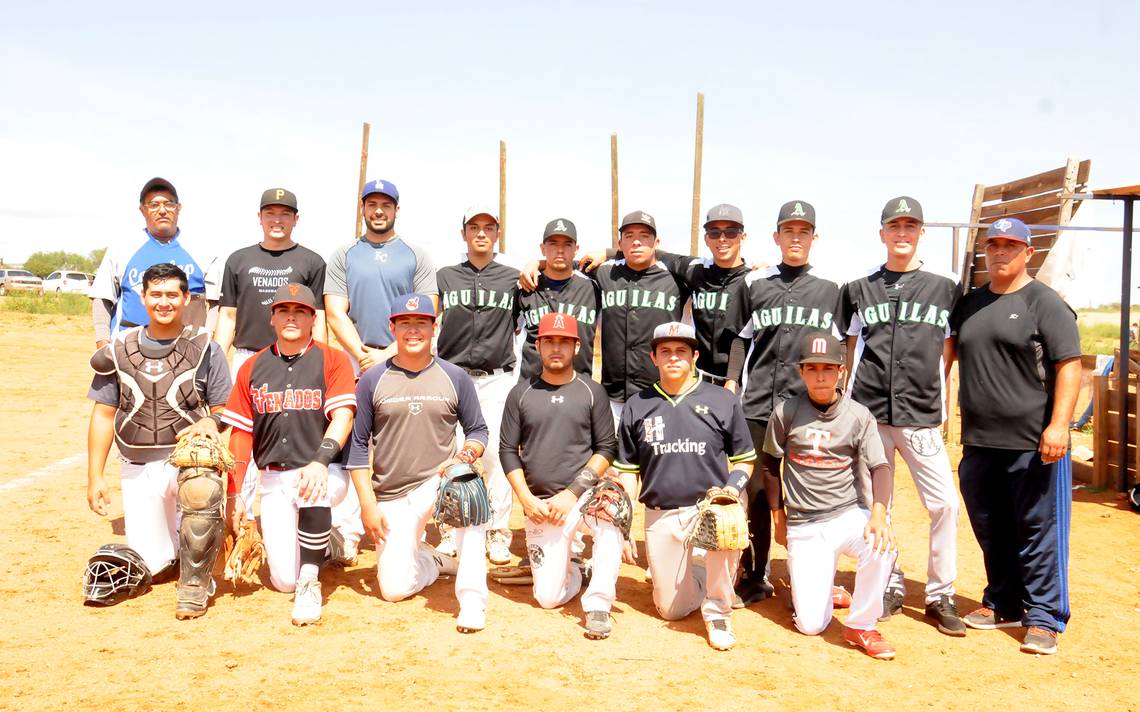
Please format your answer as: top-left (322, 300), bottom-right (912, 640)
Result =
top-left (82, 543), bottom-right (152, 606)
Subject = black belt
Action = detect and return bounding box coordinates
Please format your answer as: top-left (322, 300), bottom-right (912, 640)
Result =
top-left (698, 371), bottom-right (728, 385)
top-left (462, 367), bottom-right (508, 377)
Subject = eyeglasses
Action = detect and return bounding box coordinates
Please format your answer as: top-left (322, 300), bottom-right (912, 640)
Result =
top-left (706, 228), bottom-right (743, 240)
top-left (144, 201), bottom-right (179, 213)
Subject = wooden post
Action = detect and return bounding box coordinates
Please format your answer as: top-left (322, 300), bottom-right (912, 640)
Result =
top-left (499, 140), bottom-right (507, 253)
top-left (355, 122), bottom-right (371, 237)
top-left (1092, 374), bottom-right (1108, 488)
top-left (959, 183), bottom-right (987, 292)
top-left (1057, 156), bottom-right (1081, 228)
top-left (610, 133), bottom-right (619, 248)
top-left (690, 92), bottom-right (704, 257)
top-left (950, 226), bottom-right (960, 274)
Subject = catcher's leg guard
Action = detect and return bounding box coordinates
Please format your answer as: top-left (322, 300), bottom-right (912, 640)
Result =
top-left (176, 467), bottom-right (225, 618)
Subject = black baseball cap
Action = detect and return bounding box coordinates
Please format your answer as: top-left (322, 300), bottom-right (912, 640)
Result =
top-left (140, 177), bottom-right (178, 203)
top-left (777, 200), bottom-right (815, 229)
top-left (543, 218), bottom-right (578, 242)
top-left (881, 196), bottom-right (923, 224)
top-left (270, 283), bottom-right (318, 313)
top-left (798, 331), bottom-right (844, 365)
top-left (260, 188), bottom-right (298, 211)
top-left (704, 203), bottom-right (744, 228)
top-left (619, 210), bottom-right (657, 234)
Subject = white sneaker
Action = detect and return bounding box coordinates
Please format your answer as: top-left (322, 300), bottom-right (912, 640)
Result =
top-left (436, 525), bottom-right (458, 558)
top-left (456, 606), bottom-right (485, 633)
top-left (427, 544), bottom-right (459, 576)
top-left (706, 618), bottom-right (736, 651)
top-left (486, 529), bottom-right (511, 565)
top-left (291, 578), bottom-right (322, 627)
top-left (328, 529), bottom-right (358, 567)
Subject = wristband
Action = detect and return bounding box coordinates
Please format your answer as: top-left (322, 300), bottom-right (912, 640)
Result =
top-left (457, 446), bottom-right (479, 465)
top-left (567, 468), bottom-right (599, 497)
top-left (312, 437), bottom-right (340, 466)
top-left (727, 467), bottom-right (749, 493)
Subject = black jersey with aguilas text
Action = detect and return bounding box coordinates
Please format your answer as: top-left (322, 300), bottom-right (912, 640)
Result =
top-left (589, 259), bottom-right (690, 402)
top-left (499, 374), bottom-right (616, 497)
top-left (436, 258), bottom-right (520, 372)
top-left (729, 264), bottom-right (840, 423)
top-left (614, 380), bottom-right (755, 509)
top-left (515, 272), bottom-right (600, 380)
top-left (838, 263), bottom-right (959, 428)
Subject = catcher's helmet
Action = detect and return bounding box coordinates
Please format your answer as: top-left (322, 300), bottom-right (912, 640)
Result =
top-left (83, 543), bottom-right (152, 606)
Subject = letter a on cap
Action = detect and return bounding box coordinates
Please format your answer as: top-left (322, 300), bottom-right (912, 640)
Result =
top-left (553, 313), bottom-right (566, 329)
top-left (791, 202), bottom-right (806, 217)
top-left (811, 337), bottom-right (827, 354)
top-left (555, 219), bottom-right (567, 232)
top-left (896, 199), bottom-right (911, 214)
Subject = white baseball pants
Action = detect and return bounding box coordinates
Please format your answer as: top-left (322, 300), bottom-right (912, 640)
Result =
top-left (643, 506), bottom-right (739, 622)
top-left (786, 507), bottom-right (893, 635)
top-left (118, 459), bottom-right (179, 574)
top-left (468, 370), bottom-right (514, 533)
top-left (524, 490), bottom-right (623, 613)
top-left (258, 464), bottom-right (349, 593)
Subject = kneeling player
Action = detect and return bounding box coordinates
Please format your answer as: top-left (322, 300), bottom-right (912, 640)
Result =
top-left (86, 264), bottom-right (232, 618)
top-left (221, 284), bottom-right (357, 626)
top-left (763, 332), bottom-right (896, 659)
top-left (613, 322), bottom-right (756, 651)
top-left (500, 313), bottom-right (627, 639)
top-left (346, 293), bottom-right (491, 633)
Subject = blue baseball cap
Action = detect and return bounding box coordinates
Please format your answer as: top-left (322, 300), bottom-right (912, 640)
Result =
top-left (985, 217), bottom-right (1031, 244)
top-left (389, 293), bottom-right (436, 321)
top-left (361, 179), bottom-right (399, 204)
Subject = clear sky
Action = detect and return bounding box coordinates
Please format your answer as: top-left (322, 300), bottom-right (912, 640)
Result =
top-left (2, 0), bottom-right (1137, 305)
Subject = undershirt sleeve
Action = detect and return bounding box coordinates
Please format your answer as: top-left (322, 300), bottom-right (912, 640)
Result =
top-left (498, 386), bottom-right (524, 473)
top-left (590, 383), bottom-right (618, 462)
top-left (346, 367), bottom-right (381, 469)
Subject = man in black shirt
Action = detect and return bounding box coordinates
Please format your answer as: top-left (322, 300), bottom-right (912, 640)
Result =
top-left (500, 313), bottom-right (623, 639)
top-left (947, 218), bottom-right (1080, 655)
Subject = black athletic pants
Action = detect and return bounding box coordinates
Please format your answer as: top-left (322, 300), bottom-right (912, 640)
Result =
top-left (739, 418), bottom-right (772, 582)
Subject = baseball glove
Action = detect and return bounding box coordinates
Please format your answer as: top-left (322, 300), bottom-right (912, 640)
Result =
top-left (433, 463), bottom-right (492, 528)
top-left (222, 520), bottom-right (265, 585)
top-left (169, 432), bottom-right (234, 472)
top-left (685, 487), bottom-right (749, 551)
top-left (580, 480), bottom-right (633, 540)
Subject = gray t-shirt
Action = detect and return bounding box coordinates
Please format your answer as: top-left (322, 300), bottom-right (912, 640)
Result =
top-left (88, 332), bottom-right (232, 408)
top-left (763, 392), bottom-right (887, 524)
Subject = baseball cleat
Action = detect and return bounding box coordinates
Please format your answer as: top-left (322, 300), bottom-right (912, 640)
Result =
top-left (291, 578), bottom-right (322, 626)
top-left (456, 607), bottom-right (485, 634)
top-left (842, 626), bottom-right (896, 660)
top-left (436, 525), bottom-right (458, 558)
top-left (174, 578), bottom-right (215, 620)
top-left (1020, 627), bottom-right (1058, 655)
top-left (486, 530), bottom-right (511, 565)
top-left (832, 585), bottom-right (852, 609)
top-left (735, 576), bottom-right (776, 606)
top-left (428, 545), bottom-right (460, 577)
top-left (924, 595), bottom-right (966, 636)
top-left (705, 619), bottom-right (736, 651)
top-left (584, 611), bottom-right (613, 640)
top-left (962, 606), bottom-right (1022, 630)
top-left (327, 529), bottom-right (359, 568)
top-left (878, 589), bottom-right (904, 621)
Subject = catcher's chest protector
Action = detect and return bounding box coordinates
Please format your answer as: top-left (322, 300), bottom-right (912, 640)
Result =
top-left (112, 327), bottom-right (210, 461)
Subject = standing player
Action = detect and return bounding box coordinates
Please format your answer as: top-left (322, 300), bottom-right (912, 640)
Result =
top-left (947, 218), bottom-right (1080, 655)
top-left (724, 200), bottom-right (840, 605)
top-left (499, 313), bottom-right (624, 639)
top-left (612, 322), bottom-right (756, 651)
top-left (86, 263), bottom-right (232, 618)
top-left (435, 205), bottom-right (519, 565)
top-left (91, 177), bottom-right (221, 347)
top-left (346, 293), bottom-right (491, 633)
top-left (515, 219), bottom-right (601, 380)
top-left (324, 179), bottom-right (437, 374)
top-left (220, 283), bottom-right (357, 626)
top-left (763, 332), bottom-right (897, 660)
top-left (838, 196), bottom-right (964, 635)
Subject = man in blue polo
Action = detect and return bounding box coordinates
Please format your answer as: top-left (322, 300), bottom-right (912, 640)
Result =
top-left (91, 177), bottom-right (221, 348)
top-left (324, 179), bottom-right (437, 374)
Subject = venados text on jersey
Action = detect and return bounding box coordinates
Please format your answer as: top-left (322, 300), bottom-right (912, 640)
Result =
top-left (750, 306), bottom-right (834, 330)
top-left (861, 301), bottom-right (949, 328)
top-left (602, 289), bottom-right (679, 311)
top-left (250, 385), bottom-right (323, 414)
top-left (650, 438), bottom-right (708, 456)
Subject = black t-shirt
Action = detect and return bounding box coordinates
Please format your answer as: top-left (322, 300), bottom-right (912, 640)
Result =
top-left (949, 280), bottom-right (1080, 450)
top-left (499, 374), bottom-right (616, 497)
top-left (436, 259), bottom-right (520, 372)
top-left (516, 273), bottom-right (601, 380)
top-left (220, 243), bottom-right (327, 350)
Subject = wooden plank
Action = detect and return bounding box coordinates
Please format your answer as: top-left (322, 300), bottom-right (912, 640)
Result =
top-left (961, 184), bottom-right (987, 292)
top-left (1076, 159), bottom-right (1091, 186)
top-left (610, 134), bottom-right (619, 249)
top-left (982, 165), bottom-right (1068, 202)
top-left (690, 92), bottom-right (704, 257)
top-left (1093, 374), bottom-right (1109, 488)
top-left (979, 191), bottom-right (1066, 219)
top-left (1057, 157), bottom-right (1081, 231)
top-left (499, 140), bottom-right (507, 252)
top-left (1100, 414), bottom-right (1137, 442)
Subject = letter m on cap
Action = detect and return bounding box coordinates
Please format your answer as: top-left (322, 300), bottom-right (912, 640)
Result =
top-left (811, 337), bottom-right (827, 355)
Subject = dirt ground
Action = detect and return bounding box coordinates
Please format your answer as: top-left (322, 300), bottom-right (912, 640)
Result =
top-left (0, 312), bottom-right (1136, 712)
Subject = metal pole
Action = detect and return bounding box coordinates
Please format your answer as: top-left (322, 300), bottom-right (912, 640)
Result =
top-left (1119, 197), bottom-right (1134, 492)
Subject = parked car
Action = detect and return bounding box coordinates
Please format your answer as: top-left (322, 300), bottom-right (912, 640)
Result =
top-left (0, 269), bottom-right (44, 296)
top-left (43, 270), bottom-right (92, 295)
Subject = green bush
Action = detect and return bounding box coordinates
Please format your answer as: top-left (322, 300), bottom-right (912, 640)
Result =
top-left (0, 292), bottom-right (90, 315)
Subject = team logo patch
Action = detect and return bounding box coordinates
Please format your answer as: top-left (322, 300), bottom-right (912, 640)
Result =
top-left (643, 415), bottom-right (665, 443)
top-left (143, 360), bottom-right (163, 374)
top-left (641, 212), bottom-right (655, 227)
top-left (667, 323), bottom-right (681, 337)
top-left (527, 544), bottom-right (544, 569)
top-left (408, 402), bottom-right (423, 415)
top-left (405, 296), bottom-right (420, 311)
top-left (810, 337), bottom-right (828, 355)
top-left (895, 199), bottom-right (911, 214)
top-left (907, 428), bottom-right (943, 457)
top-left (287, 283), bottom-right (301, 297)
top-left (993, 218), bottom-right (1012, 232)
top-left (552, 313), bottom-right (566, 330)
top-left (555, 219), bottom-right (568, 232)
top-left (551, 395), bottom-right (564, 404)
top-left (694, 404), bottom-right (709, 415)
top-left (791, 202), bottom-right (806, 217)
